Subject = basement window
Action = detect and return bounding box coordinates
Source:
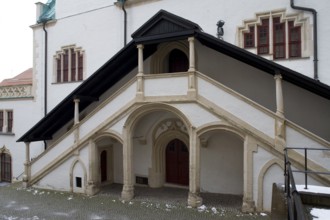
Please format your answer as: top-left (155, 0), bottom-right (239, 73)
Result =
top-left (136, 176), bottom-right (148, 185)
top-left (76, 177), bottom-right (82, 188)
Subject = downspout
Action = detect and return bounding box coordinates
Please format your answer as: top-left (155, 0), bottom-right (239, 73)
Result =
top-left (119, 0), bottom-right (127, 46)
top-left (290, 0), bottom-right (318, 81)
top-left (42, 22), bottom-right (48, 149)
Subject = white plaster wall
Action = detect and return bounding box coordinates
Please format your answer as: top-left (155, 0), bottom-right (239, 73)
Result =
top-left (198, 77), bottom-right (275, 138)
top-left (133, 140), bottom-right (152, 178)
top-left (286, 126), bottom-right (330, 170)
top-left (144, 76), bottom-right (188, 97)
top-left (200, 131), bottom-right (243, 194)
top-left (113, 142), bottom-right (123, 183)
top-left (80, 81), bottom-right (136, 138)
top-left (0, 99), bottom-right (44, 178)
top-left (36, 157), bottom-right (75, 191)
top-left (31, 133), bottom-right (74, 176)
top-left (172, 103), bottom-right (221, 128)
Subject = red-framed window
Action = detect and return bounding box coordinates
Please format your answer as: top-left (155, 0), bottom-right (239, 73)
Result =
top-left (273, 17), bottom-right (286, 59)
top-left (244, 26), bottom-right (255, 48)
top-left (56, 47), bottom-right (84, 83)
top-left (257, 19), bottom-right (269, 54)
top-left (1, 153), bottom-right (12, 182)
top-left (0, 111), bottom-right (3, 132)
top-left (289, 21), bottom-right (301, 58)
top-left (7, 111), bottom-right (13, 133)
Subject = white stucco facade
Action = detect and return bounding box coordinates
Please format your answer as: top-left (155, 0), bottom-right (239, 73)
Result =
top-left (1, 0), bottom-right (330, 214)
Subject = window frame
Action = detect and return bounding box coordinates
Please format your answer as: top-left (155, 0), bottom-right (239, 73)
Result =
top-left (244, 26), bottom-right (255, 48)
top-left (257, 18), bottom-right (270, 55)
top-left (273, 17), bottom-right (286, 59)
top-left (0, 110), bottom-right (14, 134)
top-left (288, 21), bottom-right (302, 58)
top-left (55, 46), bottom-right (84, 83)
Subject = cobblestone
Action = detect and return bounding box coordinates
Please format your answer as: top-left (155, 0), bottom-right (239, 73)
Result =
top-left (0, 182), bottom-right (271, 220)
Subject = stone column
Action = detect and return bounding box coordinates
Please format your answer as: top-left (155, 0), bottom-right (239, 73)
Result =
top-left (188, 37), bottom-right (196, 72)
top-left (188, 127), bottom-right (202, 207)
top-left (274, 73), bottom-right (286, 151)
top-left (121, 126), bottom-right (134, 201)
top-left (86, 140), bottom-right (99, 196)
top-left (136, 44), bottom-right (144, 101)
top-left (22, 142), bottom-right (30, 188)
top-left (242, 135), bottom-right (257, 213)
top-left (74, 98), bottom-right (80, 125)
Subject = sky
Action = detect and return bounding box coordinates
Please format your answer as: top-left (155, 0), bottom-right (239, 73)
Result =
top-left (0, 1), bottom-right (46, 82)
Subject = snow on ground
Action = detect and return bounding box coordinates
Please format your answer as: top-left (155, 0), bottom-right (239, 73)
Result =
top-left (310, 208), bottom-right (330, 220)
top-left (296, 185), bottom-right (330, 194)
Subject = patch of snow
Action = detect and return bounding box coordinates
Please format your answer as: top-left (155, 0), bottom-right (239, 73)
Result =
top-left (67, 195), bottom-right (73, 200)
top-left (197, 205), bottom-right (207, 212)
top-left (297, 185), bottom-right (330, 194)
top-left (260, 212), bottom-right (267, 216)
top-left (311, 208), bottom-right (330, 220)
top-left (211, 207), bottom-right (218, 214)
top-left (90, 214), bottom-right (103, 219)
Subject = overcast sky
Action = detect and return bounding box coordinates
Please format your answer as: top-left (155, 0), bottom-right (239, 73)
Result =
top-left (0, 1), bottom-right (45, 82)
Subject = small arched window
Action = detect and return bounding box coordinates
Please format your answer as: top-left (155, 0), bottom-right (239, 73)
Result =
top-left (168, 49), bottom-right (188, 73)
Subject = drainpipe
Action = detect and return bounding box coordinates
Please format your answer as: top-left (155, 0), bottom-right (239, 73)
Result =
top-left (290, 0), bottom-right (318, 81)
top-left (43, 22), bottom-right (48, 149)
top-left (119, 0), bottom-right (127, 46)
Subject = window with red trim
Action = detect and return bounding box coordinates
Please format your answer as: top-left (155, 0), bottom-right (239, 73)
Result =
top-left (0, 111), bottom-right (3, 132)
top-left (289, 21), bottom-right (301, 58)
top-left (273, 17), bottom-right (285, 59)
top-left (7, 111), bottom-right (13, 133)
top-left (244, 26), bottom-right (255, 48)
top-left (257, 19), bottom-right (269, 54)
top-left (55, 47), bottom-right (84, 83)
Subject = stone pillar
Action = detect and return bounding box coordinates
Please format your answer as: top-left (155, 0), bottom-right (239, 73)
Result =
top-left (136, 44), bottom-right (144, 101)
top-left (22, 142), bottom-right (30, 188)
top-left (121, 126), bottom-right (134, 201)
top-left (86, 140), bottom-right (99, 195)
top-left (274, 73), bottom-right (286, 151)
top-left (188, 127), bottom-right (202, 207)
top-left (74, 98), bottom-right (80, 125)
top-left (188, 37), bottom-right (196, 72)
top-left (242, 135), bottom-right (257, 213)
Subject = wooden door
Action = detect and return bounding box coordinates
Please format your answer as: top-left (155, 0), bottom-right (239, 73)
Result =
top-left (100, 150), bottom-right (107, 182)
top-left (1, 153), bottom-right (11, 182)
top-left (166, 139), bottom-right (189, 185)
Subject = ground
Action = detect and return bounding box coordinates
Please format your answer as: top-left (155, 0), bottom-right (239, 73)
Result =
top-left (0, 182), bottom-right (270, 220)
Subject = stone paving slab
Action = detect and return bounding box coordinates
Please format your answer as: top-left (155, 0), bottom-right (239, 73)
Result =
top-left (0, 182), bottom-right (271, 220)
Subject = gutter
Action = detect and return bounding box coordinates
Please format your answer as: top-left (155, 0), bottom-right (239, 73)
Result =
top-left (118, 0), bottom-right (127, 46)
top-left (290, 0), bottom-right (318, 81)
top-left (42, 22), bottom-right (48, 149)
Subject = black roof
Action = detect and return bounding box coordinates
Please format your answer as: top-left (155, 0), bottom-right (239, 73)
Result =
top-left (18, 10), bottom-right (330, 142)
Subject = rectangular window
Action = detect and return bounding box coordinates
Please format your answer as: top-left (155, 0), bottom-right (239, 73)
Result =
top-left (257, 19), bottom-right (269, 54)
top-left (55, 46), bottom-right (84, 83)
top-left (273, 17), bottom-right (285, 59)
top-left (0, 111), bottom-right (3, 132)
top-left (63, 50), bottom-right (69, 82)
top-left (71, 49), bottom-right (76, 82)
top-left (244, 26), bottom-right (255, 48)
top-left (289, 21), bottom-right (301, 58)
top-left (76, 177), bottom-right (82, 188)
top-left (7, 111), bottom-right (13, 133)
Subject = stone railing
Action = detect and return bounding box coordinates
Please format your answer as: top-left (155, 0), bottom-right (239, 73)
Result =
top-left (0, 85), bottom-right (33, 99)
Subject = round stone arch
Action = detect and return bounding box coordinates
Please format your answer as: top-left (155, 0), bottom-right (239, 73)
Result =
top-left (196, 122), bottom-right (245, 141)
top-left (149, 129), bottom-right (189, 188)
top-left (93, 130), bottom-right (124, 185)
top-left (257, 158), bottom-right (284, 211)
top-left (121, 103), bottom-right (193, 200)
top-left (151, 41), bottom-right (193, 73)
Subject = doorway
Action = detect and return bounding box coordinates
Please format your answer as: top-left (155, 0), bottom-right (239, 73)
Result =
top-left (100, 150), bottom-right (107, 182)
top-left (0, 153), bottom-right (12, 182)
top-left (165, 139), bottom-right (189, 185)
